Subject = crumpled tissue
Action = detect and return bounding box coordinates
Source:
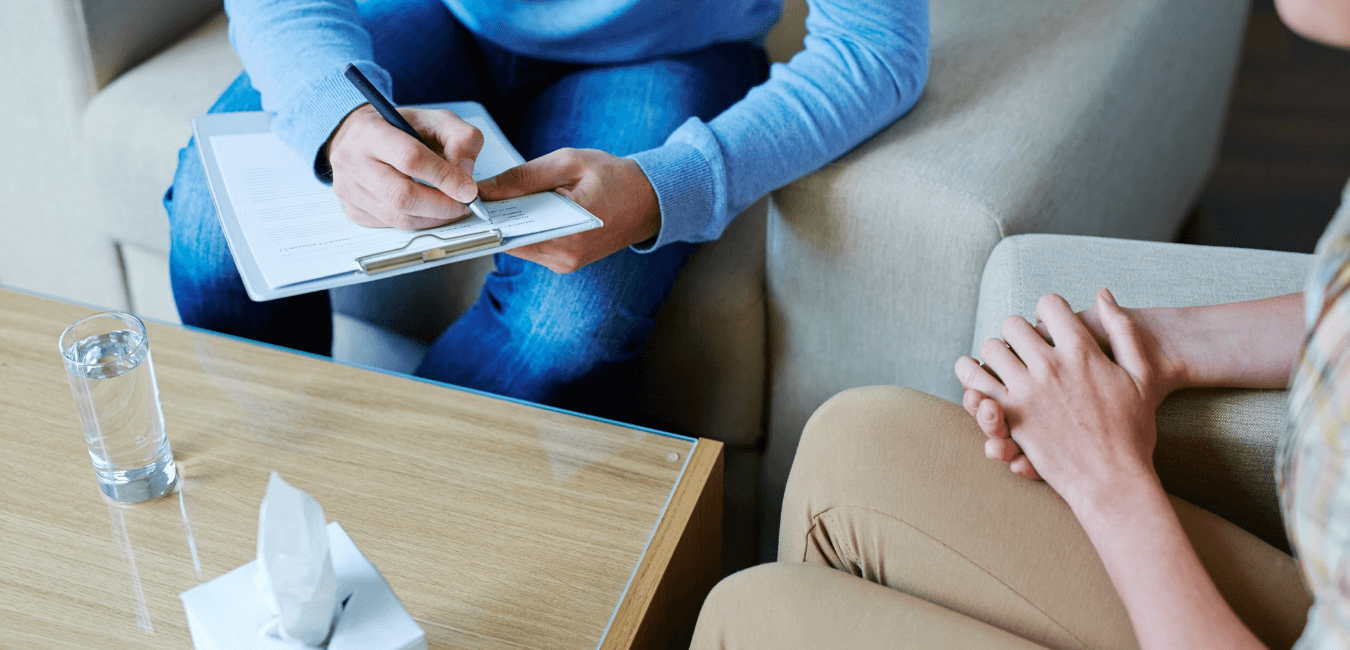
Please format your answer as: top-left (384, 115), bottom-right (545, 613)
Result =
top-left (256, 472), bottom-right (340, 645)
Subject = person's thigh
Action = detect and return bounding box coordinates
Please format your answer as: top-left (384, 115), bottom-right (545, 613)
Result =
top-left (167, 0), bottom-right (486, 354)
top-left (779, 386), bottom-right (1311, 650)
top-left (690, 563), bottom-right (1051, 650)
top-left (511, 41), bottom-right (768, 160)
top-left (166, 73), bottom-right (335, 354)
top-left (416, 43), bottom-right (768, 416)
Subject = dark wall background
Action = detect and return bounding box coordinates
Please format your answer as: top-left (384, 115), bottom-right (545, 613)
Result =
top-left (1182, 0), bottom-right (1350, 252)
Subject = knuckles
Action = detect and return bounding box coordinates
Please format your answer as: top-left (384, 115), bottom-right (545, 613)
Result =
top-left (979, 337), bottom-right (1007, 359)
top-left (444, 120), bottom-right (485, 155)
top-left (387, 140), bottom-right (422, 171)
top-left (556, 148), bottom-right (590, 175)
top-left (464, 126), bottom-right (485, 152)
top-left (549, 257), bottom-right (583, 274)
top-left (1035, 293), bottom-right (1066, 314)
top-left (1000, 315), bottom-right (1028, 338)
top-left (332, 178), bottom-right (354, 201)
top-left (384, 180), bottom-right (417, 212)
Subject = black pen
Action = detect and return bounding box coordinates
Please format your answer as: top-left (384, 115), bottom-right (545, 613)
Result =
top-left (342, 63), bottom-right (492, 223)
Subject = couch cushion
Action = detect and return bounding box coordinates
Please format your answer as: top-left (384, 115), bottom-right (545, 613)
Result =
top-left (82, 11), bottom-right (240, 255)
top-left (974, 234), bottom-right (1313, 550)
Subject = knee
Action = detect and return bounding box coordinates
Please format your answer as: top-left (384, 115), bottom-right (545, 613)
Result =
top-left (790, 386), bottom-right (952, 489)
top-left (490, 277), bottom-right (657, 373)
top-left (514, 309), bottom-right (647, 379)
top-left (691, 564), bottom-right (814, 650)
top-left (780, 386), bottom-right (967, 559)
top-left (165, 139), bottom-right (212, 222)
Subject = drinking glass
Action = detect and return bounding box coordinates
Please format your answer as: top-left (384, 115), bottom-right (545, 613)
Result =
top-left (60, 311), bottom-right (177, 503)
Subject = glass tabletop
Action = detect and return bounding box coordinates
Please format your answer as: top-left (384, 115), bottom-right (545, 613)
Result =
top-left (0, 288), bottom-right (695, 649)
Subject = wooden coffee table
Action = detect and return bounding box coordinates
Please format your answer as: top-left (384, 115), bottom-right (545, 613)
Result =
top-left (0, 288), bottom-right (722, 649)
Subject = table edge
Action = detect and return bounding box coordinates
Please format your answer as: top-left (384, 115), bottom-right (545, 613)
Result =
top-left (600, 438), bottom-right (725, 650)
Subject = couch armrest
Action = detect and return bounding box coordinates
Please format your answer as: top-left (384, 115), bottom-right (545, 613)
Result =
top-left (764, 0), bottom-right (1250, 534)
top-left (973, 234), bottom-right (1312, 550)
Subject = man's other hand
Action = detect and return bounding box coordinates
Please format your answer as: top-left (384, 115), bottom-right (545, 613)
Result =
top-left (327, 105), bottom-right (484, 230)
top-left (478, 148), bottom-right (661, 273)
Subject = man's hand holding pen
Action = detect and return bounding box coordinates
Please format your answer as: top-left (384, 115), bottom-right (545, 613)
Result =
top-left (326, 103), bottom-right (485, 231)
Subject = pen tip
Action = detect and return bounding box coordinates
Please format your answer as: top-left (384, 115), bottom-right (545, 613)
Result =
top-left (469, 199), bottom-right (492, 222)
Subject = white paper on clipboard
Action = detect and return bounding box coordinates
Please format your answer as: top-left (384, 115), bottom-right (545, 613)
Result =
top-left (192, 102), bottom-right (601, 301)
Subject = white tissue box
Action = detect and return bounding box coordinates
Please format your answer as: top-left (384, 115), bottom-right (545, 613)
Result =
top-left (181, 522), bottom-right (427, 650)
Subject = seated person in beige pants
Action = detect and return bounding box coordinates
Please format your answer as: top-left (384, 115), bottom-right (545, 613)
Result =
top-left (690, 2), bottom-right (1350, 647)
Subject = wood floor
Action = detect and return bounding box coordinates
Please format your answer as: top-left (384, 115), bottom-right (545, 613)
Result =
top-left (1182, 0), bottom-right (1350, 253)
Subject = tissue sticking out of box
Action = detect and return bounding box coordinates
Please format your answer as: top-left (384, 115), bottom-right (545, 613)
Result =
top-left (256, 472), bottom-right (340, 646)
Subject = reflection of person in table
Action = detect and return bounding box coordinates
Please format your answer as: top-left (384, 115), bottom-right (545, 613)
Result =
top-left (689, 1), bottom-right (1350, 647)
top-left (164, 0), bottom-right (929, 416)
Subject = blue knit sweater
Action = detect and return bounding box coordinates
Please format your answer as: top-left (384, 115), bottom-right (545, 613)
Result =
top-left (224, 0), bottom-right (929, 251)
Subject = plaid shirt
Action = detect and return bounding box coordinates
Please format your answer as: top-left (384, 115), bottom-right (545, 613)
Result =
top-left (1280, 179), bottom-right (1350, 649)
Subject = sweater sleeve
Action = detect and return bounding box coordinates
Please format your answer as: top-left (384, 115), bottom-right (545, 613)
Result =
top-left (627, 0), bottom-right (929, 252)
top-left (223, 0), bottom-right (392, 181)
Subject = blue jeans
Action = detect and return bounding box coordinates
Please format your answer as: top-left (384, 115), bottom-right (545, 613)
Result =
top-left (166, 0), bottom-right (768, 419)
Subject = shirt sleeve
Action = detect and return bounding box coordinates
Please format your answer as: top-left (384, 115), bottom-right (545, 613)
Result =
top-left (627, 0), bottom-right (929, 252)
top-left (223, 0), bottom-right (392, 181)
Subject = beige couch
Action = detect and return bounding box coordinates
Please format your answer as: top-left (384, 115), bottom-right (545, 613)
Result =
top-left (3, 0), bottom-right (1251, 560)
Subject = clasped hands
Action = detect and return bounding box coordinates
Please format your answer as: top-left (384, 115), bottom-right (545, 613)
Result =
top-left (326, 105), bottom-right (661, 273)
top-left (954, 289), bottom-right (1188, 511)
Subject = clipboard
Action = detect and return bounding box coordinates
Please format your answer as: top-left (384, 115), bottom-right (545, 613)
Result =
top-left (192, 102), bottom-right (602, 302)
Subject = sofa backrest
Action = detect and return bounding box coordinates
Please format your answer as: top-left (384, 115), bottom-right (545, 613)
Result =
top-left (80, 0), bottom-right (221, 90)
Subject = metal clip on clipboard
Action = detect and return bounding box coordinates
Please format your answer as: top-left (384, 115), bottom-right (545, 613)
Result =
top-left (355, 229), bottom-right (503, 274)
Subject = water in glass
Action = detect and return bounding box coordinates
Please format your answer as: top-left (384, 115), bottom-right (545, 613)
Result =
top-left (64, 328), bottom-right (176, 502)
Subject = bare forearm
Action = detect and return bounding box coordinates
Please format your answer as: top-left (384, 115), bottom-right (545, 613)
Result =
top-left (1151, 292), bottom-right (1303, 390)
top-left (1070, 478), bottom-right (1266, 650)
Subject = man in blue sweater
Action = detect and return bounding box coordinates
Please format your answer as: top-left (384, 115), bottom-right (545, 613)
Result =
top-left (166, 0), bottom-right (928, 417)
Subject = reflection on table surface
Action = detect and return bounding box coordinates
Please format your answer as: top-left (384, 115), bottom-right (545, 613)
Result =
top-left (103, 462), bottom-right (202, 634)
top-left (0, 288), bottom-right (693, 649)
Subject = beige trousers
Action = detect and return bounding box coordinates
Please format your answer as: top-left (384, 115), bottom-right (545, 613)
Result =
top-left (691, 387), bottom-right (1311, 650)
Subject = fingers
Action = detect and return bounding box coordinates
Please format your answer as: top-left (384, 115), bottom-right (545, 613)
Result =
top-left (955, 356), bottom-right (1006, 399)
top-left (985, 437), bottom-right (1020, 463)
top-left (976, 398), bottom-right (1021, 463)
top-left (1032, 319), bottom-right (1052, 343)
top-left (407, 107), bottom-right (488, 201)
top-left (1009, 455), bottom-right (1043, 481)
top-left (335, 164), bottom-right (470, 230)
top-left (340, 201), bottom-right (383, 229)
top-left (975, 398), bottom-right (1010, 440)
top-left (401, 108), bottom-right (483, 203)
top-left (963, 389), bottom-right (1010, 439)
top-left (965, 385), bottom-right (1036, 476)
top-left (370, 128), bottom-right (478, 205)
top-left (505, 233), bottom-right (589, 274)
top-left (328, 106), bottom-right (482, 228)
top-left (480, 148), bottom-right (587, 201)
top-left (979, 336), bottom-right (1027, 384)
top-left (962, 388), bottom-right (983, 418)
top-left (1000, 315), bottom-right (1049, 370)
top-left (407, 108), bottom-right (488, 179)
top-left (1033, 294), bottom-right (1093, 352)
top-left (1095, 288), bottom-right (1153, 384)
